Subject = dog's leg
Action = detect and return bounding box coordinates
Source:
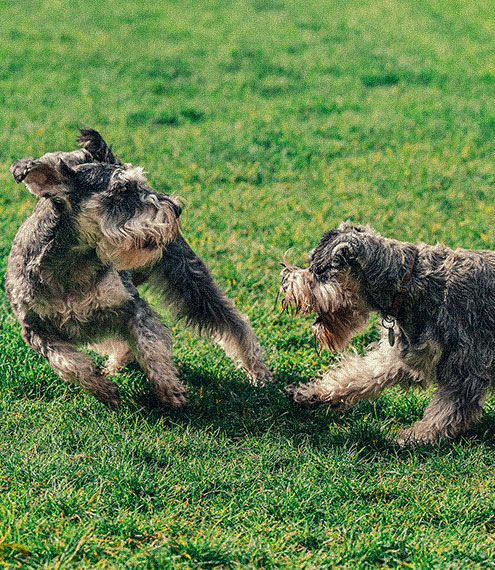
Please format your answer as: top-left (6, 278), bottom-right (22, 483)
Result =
top-left (398, 363), bottom-right (488, 445)
top-left (133, 235), bottom-right (272, 385)
top-left (127, 300), bottom-right (188, 409)
top-left (213, 316), bottom-right (272, 386)
top-left (285, 339), bottom-right (423, 408)
top-left (21, 324), bottom-right (121, 408)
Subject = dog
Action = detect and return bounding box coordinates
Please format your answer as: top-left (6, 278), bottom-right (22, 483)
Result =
top-left (6, 129), bottom-right (271, 409)
top-left (280, 221), bottom-right (495, 444)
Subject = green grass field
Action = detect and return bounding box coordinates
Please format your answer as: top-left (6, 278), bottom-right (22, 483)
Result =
top-left (2, 0), bottom-right (495, 567)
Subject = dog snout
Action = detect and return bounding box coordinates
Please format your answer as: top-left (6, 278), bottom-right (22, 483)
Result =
top-left (162, 196), bottom-right (181, 218)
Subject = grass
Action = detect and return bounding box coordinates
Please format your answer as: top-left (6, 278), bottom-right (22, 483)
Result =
top-left (1, 0), bottom-right (495, 567)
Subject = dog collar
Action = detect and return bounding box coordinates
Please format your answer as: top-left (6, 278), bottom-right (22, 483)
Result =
top-left (382, 249), bottom-right (418, 346)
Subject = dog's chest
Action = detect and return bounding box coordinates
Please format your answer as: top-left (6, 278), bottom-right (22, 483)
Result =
top-left (31, 270), bottom-right (132, 326)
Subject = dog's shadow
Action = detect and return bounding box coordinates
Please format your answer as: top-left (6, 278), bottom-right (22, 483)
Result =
top-left (11, 350), bottom-right (495, 458)
top-left (119, 359), bottom-right (495, 458)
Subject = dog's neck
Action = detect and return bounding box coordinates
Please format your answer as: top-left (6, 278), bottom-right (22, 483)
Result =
top-left (356, 238), bottom-right (419, 319)
top-left (387, 249), bottom-right (418, 319)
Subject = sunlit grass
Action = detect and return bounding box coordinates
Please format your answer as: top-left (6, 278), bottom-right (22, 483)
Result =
top-left (1, 0), bottom-right (495, 567)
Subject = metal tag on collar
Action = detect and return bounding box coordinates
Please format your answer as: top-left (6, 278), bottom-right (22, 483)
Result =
top-left (382, 316), bottom-right (396, 347)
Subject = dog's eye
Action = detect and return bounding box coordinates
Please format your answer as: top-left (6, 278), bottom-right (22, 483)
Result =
top-left (113, 180), bottom-right (137, 195)
top-left (114, 183), bottom-right (127, 194)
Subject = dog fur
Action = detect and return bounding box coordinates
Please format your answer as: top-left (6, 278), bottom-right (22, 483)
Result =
top-left (6, 130), bottom-right (271, 409)
top-left (281, 221), bottom-right (495, 444)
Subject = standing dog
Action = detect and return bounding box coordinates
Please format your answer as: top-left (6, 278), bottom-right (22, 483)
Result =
top-left (6, 130), bottom-right (271, 409)
top-left (281, 221), bottom-right (495, 444)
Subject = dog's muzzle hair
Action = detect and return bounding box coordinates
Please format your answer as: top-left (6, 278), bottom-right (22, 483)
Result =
top-left (279, 262), bottom-right (369, 352)
top-left (96, 196), bottom-right (181, 270)
top-left (78, 167), bottom-right (182, 270)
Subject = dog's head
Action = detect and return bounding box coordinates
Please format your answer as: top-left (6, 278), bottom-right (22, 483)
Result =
top-left (279, 222), bottom-right (374, 352)
top-left (11, 130), bottom-right (182, 270)
top-left (279, 264), bottom-right (370, 352)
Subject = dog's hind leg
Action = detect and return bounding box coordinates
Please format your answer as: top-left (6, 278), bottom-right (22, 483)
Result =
top-left (127, 300), bottom-right (188, 409)
top-left (132, 235), bottom-right (272, 385)
top-left (285, 338), bottom-right (423, 409)
top-left (398, 356), bottom-right (488, 445)
top-left (21, 324), bottom-right (121, 409)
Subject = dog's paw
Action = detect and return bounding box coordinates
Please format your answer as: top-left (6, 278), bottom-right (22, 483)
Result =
top-left (92, 379), bottom-right (121, 410)
top-left (284, 384), bottom-right (322, 409)
top-left (155, 384), bottom-right (188, 410)
top-left (396, 426), bottom-right (441, 447)
top-left (284, 384), bottom-right (297, 400)
top-left (247, 363), bottom-right (273, 387)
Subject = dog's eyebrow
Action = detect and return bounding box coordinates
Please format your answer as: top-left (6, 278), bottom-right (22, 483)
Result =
top-left (111, 165), bottom-right (148, 188)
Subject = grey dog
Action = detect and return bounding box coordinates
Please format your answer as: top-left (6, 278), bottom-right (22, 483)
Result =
top-left (281, 221), bottom-right (495, 444)
top-left (6, 130), bottom-right (271, 409)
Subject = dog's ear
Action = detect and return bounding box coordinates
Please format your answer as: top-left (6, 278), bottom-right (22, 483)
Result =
top-left (329, 241), bottom-right (355, 268)
top-left (337, 221), bottom-right (367, 233)
top-left (11, 157), bottom-right (37, 184)
top-left (11, 158), bottom-right (76, 199)
top-left (77, 128), bottom-right (122, 165)
top-left (311, 232), bottom-right (363, 276)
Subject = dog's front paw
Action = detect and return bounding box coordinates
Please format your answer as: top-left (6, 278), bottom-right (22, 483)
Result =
top-left (284, 384), bottom-right (297, 400)
top-left (247, 362), bottom-right (273, 387)
top-left (91, 378), bottom-right (121, 410)
top-left (155, 384), bottom-right (188, 410)
top-left (284, 384), bottom-right (322, 409)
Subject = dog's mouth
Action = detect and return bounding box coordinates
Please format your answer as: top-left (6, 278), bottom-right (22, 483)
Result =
top-left (137, 236), bottom-right (164, 250)
top-left (96, 210), bottom-right (181, 270)
top-left (96, 233), bottom-right (175, 270)
top-left (311, 309), bottom-right (363, 352)
top-left (100, 231), bottom-right (179, 270)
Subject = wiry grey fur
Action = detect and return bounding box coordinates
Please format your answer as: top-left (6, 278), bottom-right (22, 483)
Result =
top-left (6, 130), bottom-right (271, 410)
top-left (281, 221), bottom-right (495, 444)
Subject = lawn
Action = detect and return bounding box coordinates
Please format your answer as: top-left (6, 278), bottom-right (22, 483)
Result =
top-left (2, 0), bottom-right (495, 567)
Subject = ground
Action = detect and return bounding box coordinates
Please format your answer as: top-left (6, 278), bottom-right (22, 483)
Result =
top-left (1, 0), bottom-right (495, 568)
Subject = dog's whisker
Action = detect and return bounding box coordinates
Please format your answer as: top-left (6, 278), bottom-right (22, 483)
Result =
top-left (314, 335), bottom-right (321, 357)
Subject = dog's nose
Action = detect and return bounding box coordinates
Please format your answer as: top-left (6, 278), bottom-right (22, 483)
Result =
top-left (163, 197), bottom-right (182, 218)
top-left (172, 202), bottom-right (182, 218)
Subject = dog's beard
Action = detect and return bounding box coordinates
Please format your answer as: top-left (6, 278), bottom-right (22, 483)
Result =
top-left (280, 265), bottom-right (370, 352)
top-left (98, 242), bottom-right (164, 270)
top-left (77, 205), bottom-right (180, 270)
